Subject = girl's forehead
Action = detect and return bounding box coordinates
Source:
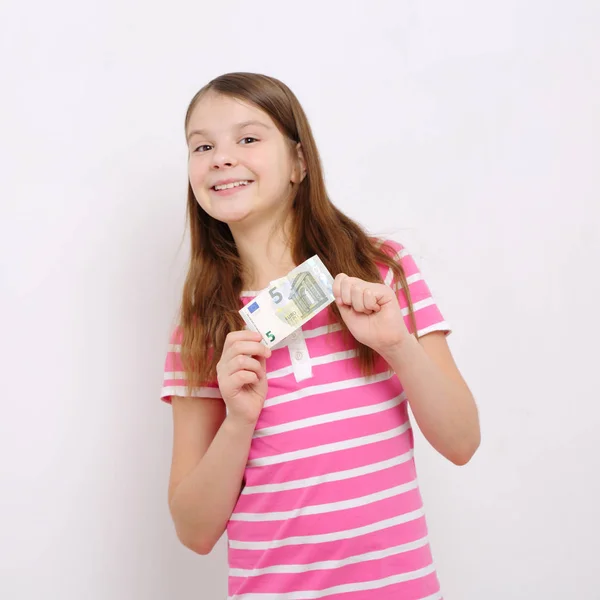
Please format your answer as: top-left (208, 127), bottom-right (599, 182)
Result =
top-left (188, 93), bottom-right (274, 132)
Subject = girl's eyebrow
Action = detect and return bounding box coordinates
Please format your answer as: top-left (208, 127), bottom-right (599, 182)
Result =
top-left (187, 120), bottom-right (272, 142)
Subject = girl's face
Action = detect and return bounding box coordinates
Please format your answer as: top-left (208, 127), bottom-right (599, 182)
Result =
top-left (186, 92), bottom-right (305, 228)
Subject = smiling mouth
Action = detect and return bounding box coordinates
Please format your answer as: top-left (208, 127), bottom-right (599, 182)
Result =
top-left (211, 180), bottom-right (255, 191)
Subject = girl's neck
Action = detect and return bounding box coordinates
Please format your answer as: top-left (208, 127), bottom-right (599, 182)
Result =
top-left (230, 214), bottom-right (296, 292)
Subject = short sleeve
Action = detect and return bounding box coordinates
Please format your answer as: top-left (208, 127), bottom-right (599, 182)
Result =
top-left (380, 239), bottom-right (452, 338)
top-left (160, 326), bottom-right (222, 404)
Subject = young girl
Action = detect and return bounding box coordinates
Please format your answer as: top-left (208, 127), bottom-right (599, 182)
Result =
top-left (161, 72), bottom-right (480, 600)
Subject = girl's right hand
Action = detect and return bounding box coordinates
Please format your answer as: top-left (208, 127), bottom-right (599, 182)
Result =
top-left (216, 330), bottom-right (272, 426)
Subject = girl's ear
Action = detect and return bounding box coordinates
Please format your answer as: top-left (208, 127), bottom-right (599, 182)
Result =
top-left (291, 142), bottom-right (307, 184)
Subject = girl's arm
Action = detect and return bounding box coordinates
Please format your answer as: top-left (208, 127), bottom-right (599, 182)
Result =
top-left (168, 396), bottom-right (255, 554)
top-left (167, 331), bottom-right (270, 554)
top-left (382, 331), bottom-right (480, 465)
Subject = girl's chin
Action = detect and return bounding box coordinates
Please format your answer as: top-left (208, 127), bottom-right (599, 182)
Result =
top-left (212, 208), bottom-right (255, 225)
top-left (197, 197), bottom-right (253, 224)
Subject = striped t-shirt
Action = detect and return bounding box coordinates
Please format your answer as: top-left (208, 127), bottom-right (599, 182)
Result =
top-left (161, 240), bottom-right (451, 600)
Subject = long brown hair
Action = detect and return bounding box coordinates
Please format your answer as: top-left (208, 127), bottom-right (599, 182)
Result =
top-left (179, 72), bottom-right (418, 395)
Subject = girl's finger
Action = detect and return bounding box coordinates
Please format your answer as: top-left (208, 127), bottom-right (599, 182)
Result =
top-left (351, 283), bottom-right (367, 313)
top-left (256, 355), bottom-right (268, 381)
top-left (332, 273), bottom-right (344, 300)
top-left (234, 370), bottom-right (259, 387)
top-left (333, 273), bottom-right (352, 304)
top-left (226, 355), bottom-right (263, 378)
top-left (340, 276), bottom-right (353, 306)
top-left (223, 329), bottom-right (262, 350)
top-left (364, 288), bottom-right (380, 312)
top-left (224, 341), bottom-right (271, 362)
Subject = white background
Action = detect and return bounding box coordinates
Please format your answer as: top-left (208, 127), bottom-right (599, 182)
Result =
top-left (1, 1), bottom-right (599, 598)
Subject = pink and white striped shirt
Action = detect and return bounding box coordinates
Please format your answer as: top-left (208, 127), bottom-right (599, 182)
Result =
top-left (161, 240), bottom-right (451, 599)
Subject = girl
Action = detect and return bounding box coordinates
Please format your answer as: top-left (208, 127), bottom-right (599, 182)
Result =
top-left (161, 72), bottom-right (480, 600)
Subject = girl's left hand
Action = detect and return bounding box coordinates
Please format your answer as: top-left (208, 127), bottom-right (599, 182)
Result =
top-left (332, 274), bottom-right (413, 357)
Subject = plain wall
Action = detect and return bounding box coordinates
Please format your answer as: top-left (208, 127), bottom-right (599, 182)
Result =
top-left (1, 1), bottom-right (599, 598)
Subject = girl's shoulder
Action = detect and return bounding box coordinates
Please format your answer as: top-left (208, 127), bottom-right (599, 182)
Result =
top-left (167, 324), bottom-right (184, 345)
top-left (369, 237), bottom-right (409, 276)
top-left (369, 235), bottom-right (406, 258)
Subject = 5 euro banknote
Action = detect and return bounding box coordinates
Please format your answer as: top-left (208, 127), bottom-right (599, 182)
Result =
top-left (239, 256), bottom-right (335, 348)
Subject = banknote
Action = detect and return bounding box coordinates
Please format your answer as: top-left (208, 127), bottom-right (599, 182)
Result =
top-left (239, 256), bottom-right (335, 348)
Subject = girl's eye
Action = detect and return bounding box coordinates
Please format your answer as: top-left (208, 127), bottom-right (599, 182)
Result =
top-left (193, 137), bottom-right (258, 153)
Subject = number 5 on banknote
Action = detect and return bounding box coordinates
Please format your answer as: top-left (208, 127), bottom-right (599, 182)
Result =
top-left (269, 288), bottom-right (283, 304)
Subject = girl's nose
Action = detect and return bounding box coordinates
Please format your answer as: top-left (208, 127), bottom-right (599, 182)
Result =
top-left (211, 151), bottom-right (237, 169)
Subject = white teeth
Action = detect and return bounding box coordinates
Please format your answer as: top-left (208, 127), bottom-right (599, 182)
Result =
top-left (214, 180), bottom-right (251, 191)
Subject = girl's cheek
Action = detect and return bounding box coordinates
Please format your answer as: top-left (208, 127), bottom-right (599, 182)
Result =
top-left (188, 168), bottom-right (207, 188)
